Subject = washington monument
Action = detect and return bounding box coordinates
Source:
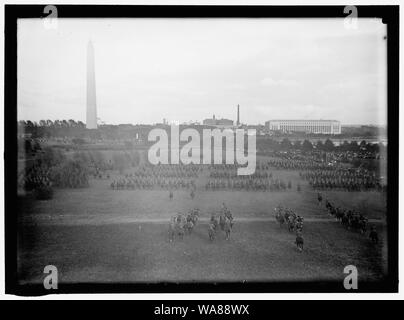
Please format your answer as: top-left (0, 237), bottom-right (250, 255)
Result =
top-left (86, 40), bottom-right (97, 129)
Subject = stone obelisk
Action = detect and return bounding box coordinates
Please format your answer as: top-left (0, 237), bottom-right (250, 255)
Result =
top-left (86, 40), bottom-right (97, 129)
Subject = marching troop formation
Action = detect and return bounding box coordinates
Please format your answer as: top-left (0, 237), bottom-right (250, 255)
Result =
top-left (205, 164), bottom-right (291, 191)
top-left (205, 177), bottom-right (291, 191)
top-left (19, 160), bottom-right (89, 191)
top-left (110, 164), bottom-right (199, 190)
top-left (266, 158), bottom-right (331, 171)
top-left (208, 164), bottom-right (273, 178)
top-left (111, 177), bottom-right (196, 190)
top-left (301, 168), bottom-right (382, 191)
top-left (18, 164), bottom-right (52, 191)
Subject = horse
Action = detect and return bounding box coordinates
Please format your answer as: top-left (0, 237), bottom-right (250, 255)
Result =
top-left (295, 220), bottom-right (303, 233)
top-left (168, 217), bottom-right (176, 242)
top-left (295, 234), bottom-right (304, 252)
top-left (219, 214), bottom-right (226, 231)
top-left (176, 221), bottom-right (185, 240)
top-left (325, 200), bottom-right (332, 211)
top-left (185, 220), bottom-right (194, 235)
top-left (210, 214), bottom-right (219, 229)
top-left (190, 209), bottom-right (199, 225)
top-left (275, 211), bottom-right (285, 227)
top-left (317, 193), bottom-right (323, 206)
top-left (168, 213), bottom-right (186, 241)
top-left (287, 215), bottom-right (296, 232)
top-left (208, 222), bottom-right (216, 241)
top-left (358, 218), bottom-right (368, 234)
top-left (335, 208), bottom-right (344, 222)
top-left (369, 227), bottom-right (378, 244)
top-left (284, 210), bottom-right (291, 223)
top-left (224, 218), bottom-right (232, 240)
top-left (341, 214), bottom-right (350, 229)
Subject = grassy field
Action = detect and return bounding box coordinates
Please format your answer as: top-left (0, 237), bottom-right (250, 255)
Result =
top-left (17, 167), bottom-right (388, 284)
top-left (18, 168), bottom-right (387, 224)
top-left (18, 221), bottom-right (386, 284)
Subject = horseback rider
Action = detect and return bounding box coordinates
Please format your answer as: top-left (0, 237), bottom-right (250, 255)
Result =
top-left (369, 225), bottom-right (379, 244)
top-left (210, 214), bottom-right (218, 229)
top-left (317, 192), bottom-right (323, 205)
top-left (224, 217), bottom-right (232, 240)
top-left (295, 231), bottom-right (304, 251)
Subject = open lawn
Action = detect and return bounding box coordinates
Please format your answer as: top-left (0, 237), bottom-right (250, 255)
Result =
top-left (18, 221), bottom-right (386, 284)
top-left (17, 167), bottom-right (388, 284)
top-left (18, 168), bottom-right (387, 225)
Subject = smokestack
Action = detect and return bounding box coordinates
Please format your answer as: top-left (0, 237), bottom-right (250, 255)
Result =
top-left (237, 104), bottom-right (240, 126)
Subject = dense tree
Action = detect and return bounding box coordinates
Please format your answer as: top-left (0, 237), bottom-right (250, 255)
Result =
top-left (324, 138), bottom-right (335, 151)
top-left (359, 140), bottom-right (367, 150)
top-left (316, 140), bottom-right (324, 150)
top-left (302, 139), bottom-right (313, 151)
top-left (280, 138), bottom-right (292, 150)
top-left (51, 159), bottom-right (89, 188)
top-left (349, 141), bottom-right (359, 151)
top-left (293, 140), bottom-right (302, 149)
top-left (339, 140), bottom-right (350, 152)
top-left (38, 146), bottom-right (66, 168)
top-left (113, 153), bottom-right (131, 174)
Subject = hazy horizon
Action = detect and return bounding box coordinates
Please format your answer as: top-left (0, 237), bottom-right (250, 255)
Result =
top-left (18, 18), bottom-right (387, 126)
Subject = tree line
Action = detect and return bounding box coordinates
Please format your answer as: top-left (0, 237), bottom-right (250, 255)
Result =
top-left (257, 137), bottom-right (385, 154)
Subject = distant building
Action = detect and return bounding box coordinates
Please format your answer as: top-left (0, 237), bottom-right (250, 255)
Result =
top-left (265, 120), bottom-right (341, 135)
top-left (247, 124), bottom-right (265, 135)
top-left (203, 115), bottom-right (234, 129)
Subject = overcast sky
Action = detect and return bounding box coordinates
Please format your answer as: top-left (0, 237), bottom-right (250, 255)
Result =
top-left (18, 18), bottom-right (387, 125)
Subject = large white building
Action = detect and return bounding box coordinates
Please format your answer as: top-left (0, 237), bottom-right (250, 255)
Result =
top-left (265, 120), bottom-right (341, 135)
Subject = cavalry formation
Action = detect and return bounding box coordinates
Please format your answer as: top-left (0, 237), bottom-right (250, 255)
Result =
top-left (167, 204), bottom-right (234, 243)
top-left (322, 195), bottom-right (379, 243)
top-left (274, 205), bottom-right (305, 251)
top-left (168, 208), bottom-right (200, 242)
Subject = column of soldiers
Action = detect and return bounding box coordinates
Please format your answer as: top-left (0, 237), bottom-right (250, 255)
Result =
top-left (51, 161), bottom-right (89, 188)
top-left (274, 205), bottom-right (304, 251)
top-left (205, 176), bottom-right (289, 191)
top-left (266, 158), bottom-right (331, 170)
top-left (205, 164), bottom-right (290, 191)
top-left (110, 164), bottom-right (200, 190)
top-left (300, 168), bottom-right (382, 191)
top-left (18, 164), bottom-right (52, 191)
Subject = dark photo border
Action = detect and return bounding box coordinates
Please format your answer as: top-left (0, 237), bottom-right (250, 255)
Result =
top-left (4, 4), bottom-right (399, 295)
